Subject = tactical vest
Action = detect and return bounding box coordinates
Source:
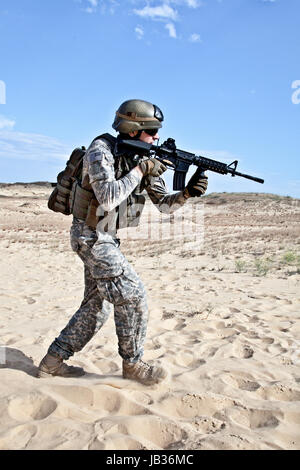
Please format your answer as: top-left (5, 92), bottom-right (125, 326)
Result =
top-left (48, 134), bottom-right (116, 229)
top-left (48, 133), bottom-right (146, 230)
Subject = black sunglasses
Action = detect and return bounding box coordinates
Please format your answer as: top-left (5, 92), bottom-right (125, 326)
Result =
top-left (144, 128), bottom-right (159, 136)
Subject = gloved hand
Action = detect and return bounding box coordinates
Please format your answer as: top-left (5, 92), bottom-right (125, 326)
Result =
top-left (184, 168), bottom-right (208, 198)
top-left (139, 158), bottom-right (167, 177)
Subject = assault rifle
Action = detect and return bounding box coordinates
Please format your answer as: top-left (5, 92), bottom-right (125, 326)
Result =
top-left (117, 138), bottom-right (264, 190)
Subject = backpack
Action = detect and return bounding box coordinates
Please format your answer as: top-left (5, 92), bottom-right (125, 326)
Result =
top-left (48, 133), bottom-right (117, 221)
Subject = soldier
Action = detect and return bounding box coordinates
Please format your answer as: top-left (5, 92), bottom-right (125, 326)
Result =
top-left (37, 99), bottom-right (208, 385)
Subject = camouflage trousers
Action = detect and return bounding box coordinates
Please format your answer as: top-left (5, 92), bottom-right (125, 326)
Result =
top-left (48, 222), bottom-right (148, 363)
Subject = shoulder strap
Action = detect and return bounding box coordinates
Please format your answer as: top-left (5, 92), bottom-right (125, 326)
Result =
top-left (92, 133), bottom-right (117, 148)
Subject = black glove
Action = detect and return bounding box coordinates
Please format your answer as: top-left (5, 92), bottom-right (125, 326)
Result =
top-left (184, 168), bottom-right (208, 197)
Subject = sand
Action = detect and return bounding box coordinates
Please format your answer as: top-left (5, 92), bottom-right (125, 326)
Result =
top-left (0, 184), bottom-right (299, 450)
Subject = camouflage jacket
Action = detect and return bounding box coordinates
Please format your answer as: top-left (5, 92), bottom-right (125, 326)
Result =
top-left (75, 136), bottom-right (187, 242)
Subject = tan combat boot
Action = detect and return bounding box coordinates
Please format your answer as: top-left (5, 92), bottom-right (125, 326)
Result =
top-left (37, 353), bottom-right (85, 378)
top-left (123, 359), bottom-right (167, 386)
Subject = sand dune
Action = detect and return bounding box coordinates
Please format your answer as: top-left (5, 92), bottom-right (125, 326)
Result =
top-left (0, 184), bottom-right (299, 450)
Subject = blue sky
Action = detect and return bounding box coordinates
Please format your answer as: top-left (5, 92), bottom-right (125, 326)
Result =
top-left (0, 0), bottom-right (299, 197)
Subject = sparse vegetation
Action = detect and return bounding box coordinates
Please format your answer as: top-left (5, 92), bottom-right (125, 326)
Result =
top-left (254, 258), bottom-right (272, 277)
top-left (282, 251), bottom-right (297, 265)
top-left (280, 251), bottom-right (300, 275)
top-left (231, 251), bottom-right (300, 277)
top-left (235, 259), bottom-right (247, 273)
top-left (205, 303), bottom-right (214, 316)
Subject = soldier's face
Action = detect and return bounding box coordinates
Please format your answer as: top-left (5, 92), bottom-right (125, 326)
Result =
top-left (139, 130), bottom-right (159, 144)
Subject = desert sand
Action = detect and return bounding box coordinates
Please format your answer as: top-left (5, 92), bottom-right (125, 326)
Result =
top-left (0, 183), bottom-right (299, 450)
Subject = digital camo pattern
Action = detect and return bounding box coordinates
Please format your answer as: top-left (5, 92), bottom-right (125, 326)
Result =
top-left (48, 136), bottom-right (188, 364)
top-left (145, 175), bottom-right (187, 214)
top-left (81, 138), bottom-right (142, 213)
top-left (82, 137), bottom-right (187, 227)
top-left (48, 219), bottom-right (148, 362)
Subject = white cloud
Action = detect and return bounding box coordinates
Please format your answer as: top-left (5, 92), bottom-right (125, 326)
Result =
top-left (0, 115), bottom-right (16, 130)
top-left (166, 0), bottom-right (202, 7)
top-left (84, 0), bottom-right (98, 13)
top-left (133, 4), bottom-right (178, 22)
top-left (291, 80), bottom-right (300, 105)
top-left (81, 0), bottom-right (202, 17)
top-left (131, 2), bottom-right (204, 41)
top-left (0, 129), bottom-right (70, 162)
top-left (189, 33), bottom-right (202, 43)
top-left (135, 25), bottom-right (144, 39)
top-left (80, 1), bottom-right (205, 43)
top-left (165, 22), bottom-right (177, 38)
top-left (185, 0), bottom-right (200, 7)
top-left (0, 80), bottom-right (6, 105)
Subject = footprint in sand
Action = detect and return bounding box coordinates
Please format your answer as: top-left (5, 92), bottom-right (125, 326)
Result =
top-left (248, 315), bottom-right (260, 323)
top-left (227, 406), bottom-right (282, 429)
top-left (190, 416), bottom-right (226, 434)
top-left (48, 384), bottom-right (149, 417)
top-left (232, 343), bottom-right (254, 359)
top-left (256, 383), bottom-right (300, 402)
top-left (8, 392), bottom-right (57, 422)
top-left (100, 415), bottom-right (187, 449)
top-left (222, 374), bottom-right (260, 392)
top-left (174, 350), bottom-right (206, 368)
top-left (89, 434), bottom-right (147, 451)
top-left (157, 393), bottom-right (235, 419)
top-left (0, 424), bottom-right (37, 450)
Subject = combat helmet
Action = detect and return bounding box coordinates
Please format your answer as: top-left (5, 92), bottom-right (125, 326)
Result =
top-left (112, 99), bottom-right (164, 134)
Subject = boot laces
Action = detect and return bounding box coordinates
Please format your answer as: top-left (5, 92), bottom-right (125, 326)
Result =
top-left (139, 360), bottom-right (152, 372)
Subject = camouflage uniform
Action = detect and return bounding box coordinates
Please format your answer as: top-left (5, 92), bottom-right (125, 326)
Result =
top-left (48, 137), bottom-right (187, 363)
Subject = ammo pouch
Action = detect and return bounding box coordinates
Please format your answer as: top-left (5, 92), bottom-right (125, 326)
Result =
top-left (118, 193), bottom-right (146, 229)
top-left (48, 172), bottom-right (73, 215)
top-left (70, 180), bottom-right (100, 229)
top-left (48, 146), bottom-right (86, 215)
top-left (48, 134), bottom-right (116, 221)
top-left (47, 133), bottom-right (146, 231)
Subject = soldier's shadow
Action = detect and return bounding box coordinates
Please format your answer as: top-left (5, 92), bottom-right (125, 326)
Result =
top-left (0, 347), bottom-right (38, 377)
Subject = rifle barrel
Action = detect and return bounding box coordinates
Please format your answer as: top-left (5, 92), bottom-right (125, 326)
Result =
top-left (118, 138), bottom-right (264, 185)
top-left (232, 170), bottom-right (264, 184)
